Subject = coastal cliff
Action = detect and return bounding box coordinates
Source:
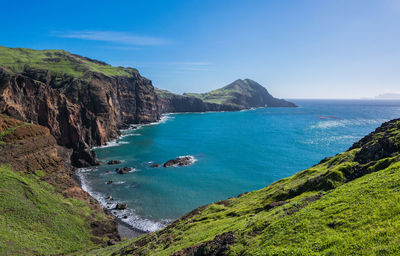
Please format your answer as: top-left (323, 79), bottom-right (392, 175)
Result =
top-left (86, 118), bottom-right (400, 255)
top-left (156, 88), bottom-right (241, 113)
top-left (0, 46), bottom-right (160, 167)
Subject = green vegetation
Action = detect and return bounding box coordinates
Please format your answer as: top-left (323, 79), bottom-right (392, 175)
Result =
top-left (154, 88), bottom-right (178, 99)
top-left (0, 165), bottom-right (105, 255)
top-left (85, 119), bottom-right (400, 255)
top-left (0, 45), bottom-right (137, 78)
top-left (183, 79), bottom-right (260, 106)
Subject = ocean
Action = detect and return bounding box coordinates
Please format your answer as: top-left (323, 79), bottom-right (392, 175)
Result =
top-left (77, 99), bottom-right (400, 234)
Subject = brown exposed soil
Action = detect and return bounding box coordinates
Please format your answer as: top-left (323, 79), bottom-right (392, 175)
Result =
top-left (0, 114), bottom-right (119, 245)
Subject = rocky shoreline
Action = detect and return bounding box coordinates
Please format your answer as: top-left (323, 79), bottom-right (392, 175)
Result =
top-left (78, 118), bottom-right (200, 238)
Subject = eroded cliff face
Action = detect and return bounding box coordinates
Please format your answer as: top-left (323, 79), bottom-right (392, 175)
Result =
top-left (158, 93), bottom-right (240, 113)
top-left (0, 67), bottom-right (160, 167)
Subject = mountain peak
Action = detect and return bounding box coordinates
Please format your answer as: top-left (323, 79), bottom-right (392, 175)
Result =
top-left (183, 79), bottom-right (296, 108)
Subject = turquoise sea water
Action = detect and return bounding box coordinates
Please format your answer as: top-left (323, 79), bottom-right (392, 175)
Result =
top-left (78, 100), bottom-right (400, 232)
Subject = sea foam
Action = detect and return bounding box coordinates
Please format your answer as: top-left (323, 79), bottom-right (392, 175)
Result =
top-left (91, 114), bottom-right (173, 150)
top-left (76, 168), bottom-right (169, 233)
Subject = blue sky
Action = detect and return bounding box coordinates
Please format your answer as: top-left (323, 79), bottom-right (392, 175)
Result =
top-left (1, 0), bottom-right (399, 98)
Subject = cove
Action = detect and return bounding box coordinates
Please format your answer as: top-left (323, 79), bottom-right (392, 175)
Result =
top-left (78, 99), bottom-right (400, 234)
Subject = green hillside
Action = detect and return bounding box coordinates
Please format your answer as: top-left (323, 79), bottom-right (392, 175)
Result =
top-left (84, 119), bottom-right (400, 255)
top-left (0, 115), bottom-right (116, 255)
top-left (184, 79), bottom-right (296, 108)
top-left (154, 88), bottom-right (178, 99)
top-left (0, 45), bottom-right (137, 78)
top-left (0, 165), bottom-right (106, 255)
top-left (184, 79), bottom-right (258, 105)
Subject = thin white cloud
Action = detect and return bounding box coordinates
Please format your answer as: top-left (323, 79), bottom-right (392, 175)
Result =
top-left (99, 45), bottom-right (141, 51)
top-left (54, 31), bottom-right (170, 46)
top-left (162, 62), bottom-right (211, 66)
top-left (110, 61), bottom-right (212, 72)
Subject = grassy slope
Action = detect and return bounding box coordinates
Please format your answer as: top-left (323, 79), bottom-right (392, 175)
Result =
top-left (85, 120), bottom-right (400, 256)
top-left (0, 116), bottom-right (115, 255)
top-left (156, 79), bottom-right (257, 107)
top-left (0, 165), bottom-right (104, 255)
top-left (0, 45), bottom-right (137, 78)
top-left (154, 88), bottom-right (179, 99)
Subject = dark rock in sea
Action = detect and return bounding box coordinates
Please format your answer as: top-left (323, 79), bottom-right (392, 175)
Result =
top-left (107, 160), bottom-right (122, 165)
top-left (123, 215), bottom-right (128, 219)
top-left (115, 203), bottom-right (127, 210)
top-left (106, 195), bottom-right (114, 201)
top-left (106, 180), bottom-right (113, 184)
top-left (151, 164), bottom-right (161, 168)
top-left (117, 167), bottom-right (132, 174)
top-left (129, 183), bottom-right (138, 188)
top-left (163, 156), bottom-right (194, 167)
top-left (105, 170), bottom-right (110, 174)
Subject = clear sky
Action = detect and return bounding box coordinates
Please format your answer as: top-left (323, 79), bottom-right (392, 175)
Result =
top-left (1, 0), bottom-right (399, 98)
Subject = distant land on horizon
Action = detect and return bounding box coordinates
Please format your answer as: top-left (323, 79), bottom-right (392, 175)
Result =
top-left (375, 93), bottom-right (400, 99)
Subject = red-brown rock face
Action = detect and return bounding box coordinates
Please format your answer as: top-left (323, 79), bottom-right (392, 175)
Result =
top-left (0, 68), bottom-right (160, 167)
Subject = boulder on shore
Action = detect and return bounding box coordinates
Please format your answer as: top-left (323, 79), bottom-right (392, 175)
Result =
top-left (115, 203), bottom-right (127, 210)
top-left (163, 156), bottom-right (194, 167)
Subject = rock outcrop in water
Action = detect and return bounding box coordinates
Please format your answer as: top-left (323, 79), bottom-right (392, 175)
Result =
top-left (108, 160), bottom-right (122, 165)
top-left (163, 156), bottom-right (195, 167)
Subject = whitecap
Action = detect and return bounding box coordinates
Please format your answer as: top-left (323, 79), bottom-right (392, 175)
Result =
top-left (92, 114), bottom-right (173, 150)
top-left (92, 140), bottom-right (128, 149)
top-left (310, 118), bottom-right (388, 130)
top-left (113, 181), bottom-right (126, 185)
top-left (303, 135), bottom-right (360, 145)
